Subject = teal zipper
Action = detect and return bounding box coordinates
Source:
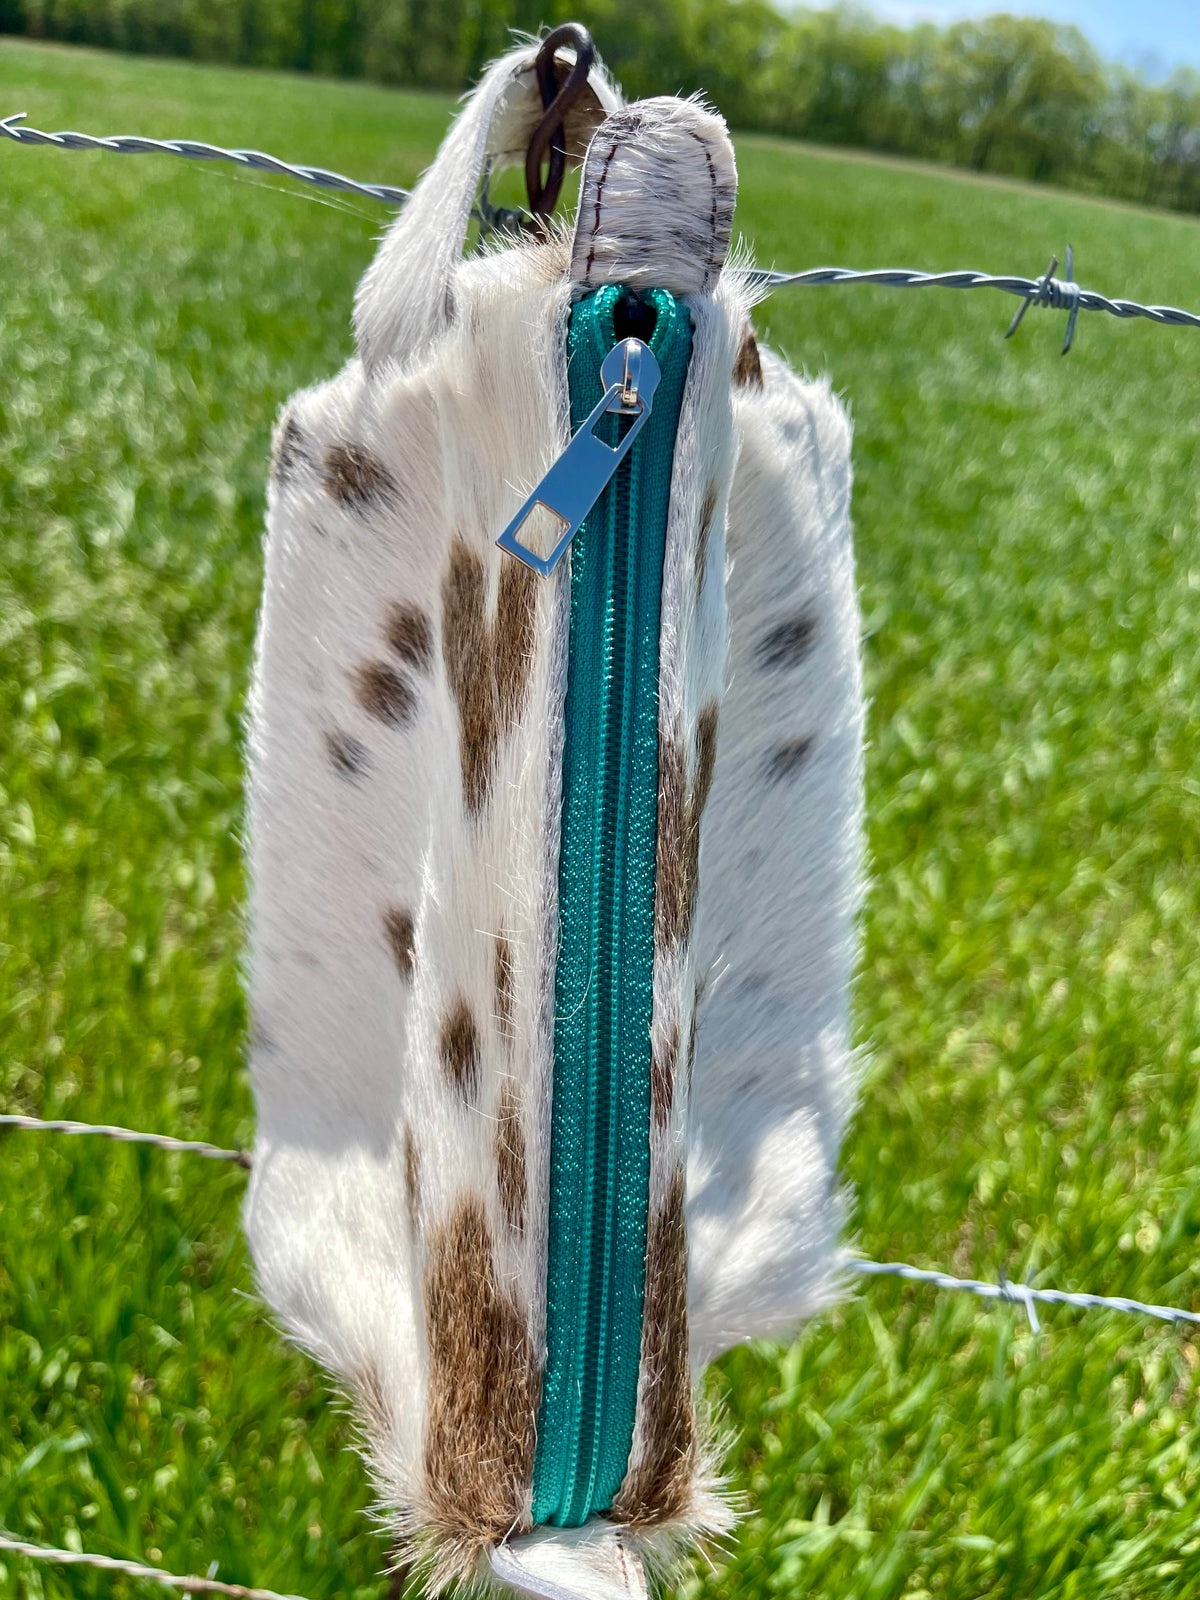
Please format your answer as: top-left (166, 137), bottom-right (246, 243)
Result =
top-left (532, 285), bottom-right (693, 1528)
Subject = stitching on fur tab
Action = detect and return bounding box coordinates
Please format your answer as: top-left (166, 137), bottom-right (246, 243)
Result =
top-left (580, 116), bottom-right (726, 289)
top-left (583, 138), bottom-right (621, 282)
top-left (686, 129), bottom-right (720, 291)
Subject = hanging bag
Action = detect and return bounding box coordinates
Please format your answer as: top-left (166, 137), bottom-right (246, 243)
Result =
top-left (245, 34), bottom-right (863, 1598)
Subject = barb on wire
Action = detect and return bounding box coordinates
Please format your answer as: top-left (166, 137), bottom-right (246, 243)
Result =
top-left (854, 1258), bottom-right (1200, 1328)
top-left (0, 1113), bottom-right (249, 1167)
top-left (998, 1266), bottom-right (1040, 1332)
top-left (0, 112), bottom-right (410, 206)
top-left (1004, 244), bottom-right (1081, 353)
top-left (749, 262), bottom-right (1200, 334)
top-left (0, 1531), bottom-right (307, 1599)
top-left (4, 111), bottom-right (1199, 337)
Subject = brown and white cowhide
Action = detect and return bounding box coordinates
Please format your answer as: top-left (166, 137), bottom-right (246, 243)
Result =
top-left (243, 38), bottom-right (863, 1600)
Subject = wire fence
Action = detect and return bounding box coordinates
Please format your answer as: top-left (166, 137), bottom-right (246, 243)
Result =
top-left (4, 1110), bottom-right (1199, 1593)
top-left (0, 1530), bottom-right (309, 1600)
top-left (3, 1111), bottom-right (1197, 1331)
top-left (0, 1112), bottom-right (250, 1165)
top-left (4, 1110), bottom-right (1199, 1595)
top-left (4, 112), bottom-right (1200, 348)
top-left (854, 1259), bottom-right (1200, 1333)
top-left (0, 113), bottom-right (412, 205)
top-left (4, 95), bottom-right (1198, 1599)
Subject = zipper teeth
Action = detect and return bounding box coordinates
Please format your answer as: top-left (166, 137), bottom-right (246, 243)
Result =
top-left (579, 434), bottom-right (636, 1522)
top-left (556, 381), bottom-right (640, 1529)
top-left (570, 341), bottom-right (643, 1525)
top-left (534, 287), bottom-right (692, 1530)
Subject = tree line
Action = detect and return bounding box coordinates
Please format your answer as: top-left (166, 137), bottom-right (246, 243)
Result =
top-left (4, 0), bottom-right (1199, 215)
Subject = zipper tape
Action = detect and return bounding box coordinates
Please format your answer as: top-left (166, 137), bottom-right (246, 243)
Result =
top-left (532, 284), bottom-right (694, 1528)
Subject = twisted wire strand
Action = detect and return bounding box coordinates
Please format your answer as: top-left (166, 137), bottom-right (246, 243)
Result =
top-left (855, 1258), bottom-right (1200, 1328)
top-left (0, 113), bottom-right (411, 205)
top-left (4, 112), bottom-right (1199, 333)
top-left (0, 1113), bottom-right (248, 1166)
top-left (749, 265), bottom-right (1200, 330)
top-left (5, 1110), bottom-right (1198, 1326)
top-left (0, 1531), bottom-right (307, 1599)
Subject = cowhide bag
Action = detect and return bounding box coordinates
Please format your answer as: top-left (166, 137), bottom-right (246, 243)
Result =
top-left (244, 35), bottom-right (864, 1600)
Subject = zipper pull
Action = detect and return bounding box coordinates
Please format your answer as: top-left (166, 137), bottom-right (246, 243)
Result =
top-left (497, 338), bottom-right (661, 577)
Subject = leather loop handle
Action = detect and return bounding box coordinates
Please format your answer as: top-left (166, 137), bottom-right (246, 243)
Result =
top-left (354, 41), bottom-right (618, 377)
top-left (525, 24), bottom-right (596, 219)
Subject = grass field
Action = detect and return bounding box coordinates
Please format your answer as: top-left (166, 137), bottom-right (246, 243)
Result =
top-left (2, 35), bottom-right (1200, 1600)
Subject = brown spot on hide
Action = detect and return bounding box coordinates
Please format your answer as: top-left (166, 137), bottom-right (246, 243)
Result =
top-left (733, 323), bottom-right (763, 389)
top-left (442, 542), bottom-right (491, 812)
top-left (423, 1197), bottom-right (538, 1562)
top-left (655, 702), bottom-right (720, 952)
top-left (495, 558), bottom-right (538, 731)
top-left (403, 1123), bottom-right (420, 1226)
top-left (694, 702), bottom-right (719, 819)
top-left (611, 1166), bottom-right (694, 1526)
top-left (323, 441), bottom-right (397, 510)
top-left (756, 612), bottom-right (817, 670)
top-left (655, 733), bottom-right (689, 952)
top-left (495, 1084), bottom-right (527, 1236)
top-left (695, 481), bottom-right (719, 599)
top-left (442, 539), bottom-right (538, 815)
top-left (439, 997), bottom-right (481, 1101)
top-left (384, 602), bottom-right (433, 672)
top-left (651, 1023), bottom-right (680, 1131)
top-left (383, 906), bottom-right (416, 981)
top-left (494, 933), bottom-right (515, 1038)
top-left (354, 659), bottom-right (417, 729)
top-left (767, 738), bottom-right (814, 782)
top-left (324, 727), bottom-right (369, 780)
top-left (271, 414), bottom-right (311, 482)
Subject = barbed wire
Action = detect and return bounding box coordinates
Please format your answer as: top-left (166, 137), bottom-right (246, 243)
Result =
top-left (0, 1531), bottom-right (308, 1599)
top-left (853, 1259), bottom-right (1200, 1334)
top-left (4, 112), bottom-right (1199, 339)
top-left (753, 263), bottom-right (1200, 335)
top-left (4, 1115), bottom-right (1198, 1598)
top-left (0, 113), bottom-right (411, 205)
top-left (4, 1113), bottom-right (1199, 1329)
top-left (5, 96), bottom-right (1197, 1600)
top-left (0, 1113), bottom-right (249, 1166)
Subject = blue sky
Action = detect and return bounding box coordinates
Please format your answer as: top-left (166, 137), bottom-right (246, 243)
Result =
top-left (862, 0), bottom-right (1200, 76)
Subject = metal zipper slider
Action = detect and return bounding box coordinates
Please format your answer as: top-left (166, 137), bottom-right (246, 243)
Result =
top-left (497, 338), bottom-right (661, 577)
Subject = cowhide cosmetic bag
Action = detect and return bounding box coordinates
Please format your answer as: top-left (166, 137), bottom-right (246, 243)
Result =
top-left (244, 35), bottom-right (864, 1600)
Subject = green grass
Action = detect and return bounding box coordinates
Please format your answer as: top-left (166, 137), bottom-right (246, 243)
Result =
top-left (2, 35), bottom-right (1200, 1600)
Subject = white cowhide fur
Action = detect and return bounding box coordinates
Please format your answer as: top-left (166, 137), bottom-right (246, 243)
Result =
top-left (244, 37), bottom-right (863, 1600)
